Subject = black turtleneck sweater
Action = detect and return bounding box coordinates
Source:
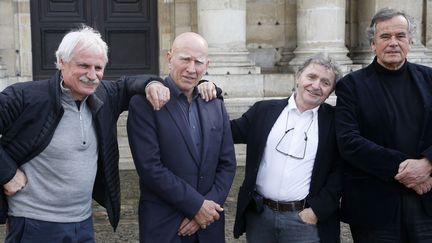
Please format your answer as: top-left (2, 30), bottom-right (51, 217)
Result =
top-left (374, 59), bottom-right (423, 158)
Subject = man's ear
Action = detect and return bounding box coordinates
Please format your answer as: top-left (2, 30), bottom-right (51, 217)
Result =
top-left (166, 50), bottom-right (172, 62)
top-left (371, 42), bottom-right (376, 53)
top-left (58, 58), bottom-right (65, 69)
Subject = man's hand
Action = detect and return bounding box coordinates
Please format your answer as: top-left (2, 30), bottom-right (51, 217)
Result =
top-left (197, 81), bottom-right (217, 102)
top-left (412, 177), bottom-right (432, 195)
top-left (194, 200), bottom-right (223, 228)
top-left (3, 169), bottom-right (27, 196)
top-left (298, 207), bottom-right (318, 225)
top-left (177, 218), bottom-right (200, 236)
top-left (395, 158), bottom-right (432, 188)
top-left (145, 81), bottom-right (170, 110)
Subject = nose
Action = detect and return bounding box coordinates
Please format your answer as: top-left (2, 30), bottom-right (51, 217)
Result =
top-left (186, 61), bottom-right (196, 73)
top-left (389, 36), bottom-right (399, 46)
top-left (87, 67), bottom-right (97, 80)
top-left (311, 79), bottom-right (321, 89)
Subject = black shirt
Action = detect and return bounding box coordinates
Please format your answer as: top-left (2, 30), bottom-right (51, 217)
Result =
top-left (374, 59), bottom-right (424, 157)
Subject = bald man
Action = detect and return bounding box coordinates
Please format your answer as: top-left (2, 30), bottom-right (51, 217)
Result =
top-left (127, 32), bottom-right (236, 243)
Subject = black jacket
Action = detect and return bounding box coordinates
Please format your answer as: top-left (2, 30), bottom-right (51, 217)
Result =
top-left (335, 59), bottom-right (432, 227)
top-left (0, 72), bottom-right (160, 229)
top-left (232, 98), bottom-right (342, 243)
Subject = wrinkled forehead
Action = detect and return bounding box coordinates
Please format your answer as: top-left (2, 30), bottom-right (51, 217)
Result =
top-left (376, 16), bottom-right (409, 33)
top-left (174, 51), bottom-right (208, 63)
top-left (303, 63), bottom-right (336, 81)
top-left (72, 42), bottom-right (107, 64)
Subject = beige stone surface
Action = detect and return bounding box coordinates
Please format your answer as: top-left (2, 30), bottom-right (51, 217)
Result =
top-left (2, 0), bottom-right (432, 83)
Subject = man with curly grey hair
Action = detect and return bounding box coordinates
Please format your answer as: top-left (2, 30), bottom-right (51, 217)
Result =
top-left (0, 25), bottom-right (169, 242)
top-left (230, 53), bottom-right (343, 243)
top-left (336, 7), bottom-right (432, 242)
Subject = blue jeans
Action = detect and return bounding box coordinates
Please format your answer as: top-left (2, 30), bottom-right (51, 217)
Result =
top-left (5, 216), bottom-right (95, 243)
top-left (245, 205), bottom-right (320, 243)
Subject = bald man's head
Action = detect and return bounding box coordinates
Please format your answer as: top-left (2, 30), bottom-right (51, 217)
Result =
top-left (171, 32), bottom-right (209, 54)
top-left (167, 32), bottom-right (209, 96)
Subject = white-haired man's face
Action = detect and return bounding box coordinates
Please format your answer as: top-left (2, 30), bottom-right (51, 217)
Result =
top-left (58, 44), bottom-right (105, 100)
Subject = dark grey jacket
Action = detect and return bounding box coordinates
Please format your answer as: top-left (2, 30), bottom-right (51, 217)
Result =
top-left (0, 72), bottom-right (160, 229)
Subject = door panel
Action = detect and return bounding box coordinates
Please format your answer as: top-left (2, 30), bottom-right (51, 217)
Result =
top-left (98, 0), bottom-right (159, 79)
top-left (31, 0), bottom-right (158, 81)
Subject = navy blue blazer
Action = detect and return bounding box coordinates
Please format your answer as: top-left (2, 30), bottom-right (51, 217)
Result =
top-left (232, 98), bottom-right (342, 243)
top-left (127, 80), bottom-right (236, 243)
top-left (335, 59), bottom-right (432, 227)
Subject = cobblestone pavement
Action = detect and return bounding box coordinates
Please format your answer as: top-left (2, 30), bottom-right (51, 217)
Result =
top-left (0, 167), bottom-right (353, 242)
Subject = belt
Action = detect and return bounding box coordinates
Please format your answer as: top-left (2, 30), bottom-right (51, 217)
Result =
top-left (263, 198), bottom-right (306, 212)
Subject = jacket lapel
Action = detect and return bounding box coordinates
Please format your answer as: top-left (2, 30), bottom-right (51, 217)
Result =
top-left (408, 63), bottom-right (432, 147)
top-left (409, 63), bottom-right (432, 110)
top-left (363, 66), bottom-right (394, 126)
top-left (165, 99), bottom-right (200, 165)
top-left (198, 99), bottom-right (210, 165)
top-left (311, 104), bottom-right (332, 188)
top-left (256, 98), bottom-right (289, 163)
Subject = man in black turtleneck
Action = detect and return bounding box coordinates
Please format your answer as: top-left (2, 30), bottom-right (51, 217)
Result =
top-left (335, 7), bottom-right (432, 243)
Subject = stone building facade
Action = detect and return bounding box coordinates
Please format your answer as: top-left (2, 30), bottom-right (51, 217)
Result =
top-left (1, 0), bottom-right (431, 168)
top-left (2, 0), bottom-right (432, 88)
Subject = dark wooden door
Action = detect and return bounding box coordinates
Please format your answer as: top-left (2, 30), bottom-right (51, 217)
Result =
top-left (30, 0), bottom-right (159, 80)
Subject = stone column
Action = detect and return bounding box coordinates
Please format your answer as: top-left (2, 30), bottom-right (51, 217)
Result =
top-left (288, 0), bottom-right (352, 70)
top-left (0, 61), bottom-right (6, 78)
top-left (276, 0), bottom-right (297, 72)
top-left (403, 1), bottom-right (432, 64)
top-left (15, 0), bottom-right (32, 80)
top-left (197, 0), bottom-right (260, 75)
top-left (351, 0), bottom-right (432, 65)
top-left (0, 0), bottom-right (10, 89)
top-left (426, 0), bottom-right (432, 52)
top-left (0, 0), bottom-right (10, 90)
top-left (0, 56), bottom-right (8, 91)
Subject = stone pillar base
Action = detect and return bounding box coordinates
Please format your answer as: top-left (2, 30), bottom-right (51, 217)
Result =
top-left (407, 44), bottom-right (432, 66)
top-left (350, 48), bottom-right (374, 67)
top-left (207, 51), bottom-right (261, 75)
top-left (276, 48), bottom-right (295, 72)
top-left (0, 63), bottom-right (6, 78)
top-left (0, 63), bottom-right (8, 91)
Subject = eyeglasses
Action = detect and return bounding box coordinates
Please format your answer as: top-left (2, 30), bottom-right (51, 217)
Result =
top-left (275, 128), bottom-right (308, 160)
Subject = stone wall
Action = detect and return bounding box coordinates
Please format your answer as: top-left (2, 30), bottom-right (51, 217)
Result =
top-left (2, 0), bottom-right (432, 82)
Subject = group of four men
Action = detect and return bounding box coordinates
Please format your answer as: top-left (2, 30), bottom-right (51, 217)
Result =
top-left (0, 7), bottom-right (431, 243)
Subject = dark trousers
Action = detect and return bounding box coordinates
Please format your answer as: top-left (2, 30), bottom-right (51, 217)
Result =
top-left (181, 234), bottom-right (199, 243)
top-left (350, 193), bottom-right (432, 243)
top-left (5, 216), bottom-right (95, 243)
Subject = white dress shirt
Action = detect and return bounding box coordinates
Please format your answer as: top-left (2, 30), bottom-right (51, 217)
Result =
top-left (256, 95), bottom-right (319, 202)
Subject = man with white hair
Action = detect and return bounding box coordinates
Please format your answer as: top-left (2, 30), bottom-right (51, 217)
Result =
top-left (0, 25), bottom-right (169, 242)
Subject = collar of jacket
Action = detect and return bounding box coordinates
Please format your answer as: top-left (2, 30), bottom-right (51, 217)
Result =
top-left (50, 71), bottom-right (104, 114)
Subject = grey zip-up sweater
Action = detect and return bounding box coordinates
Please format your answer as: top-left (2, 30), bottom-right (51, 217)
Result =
top-left (0, 71), bottom-right (162, 229)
